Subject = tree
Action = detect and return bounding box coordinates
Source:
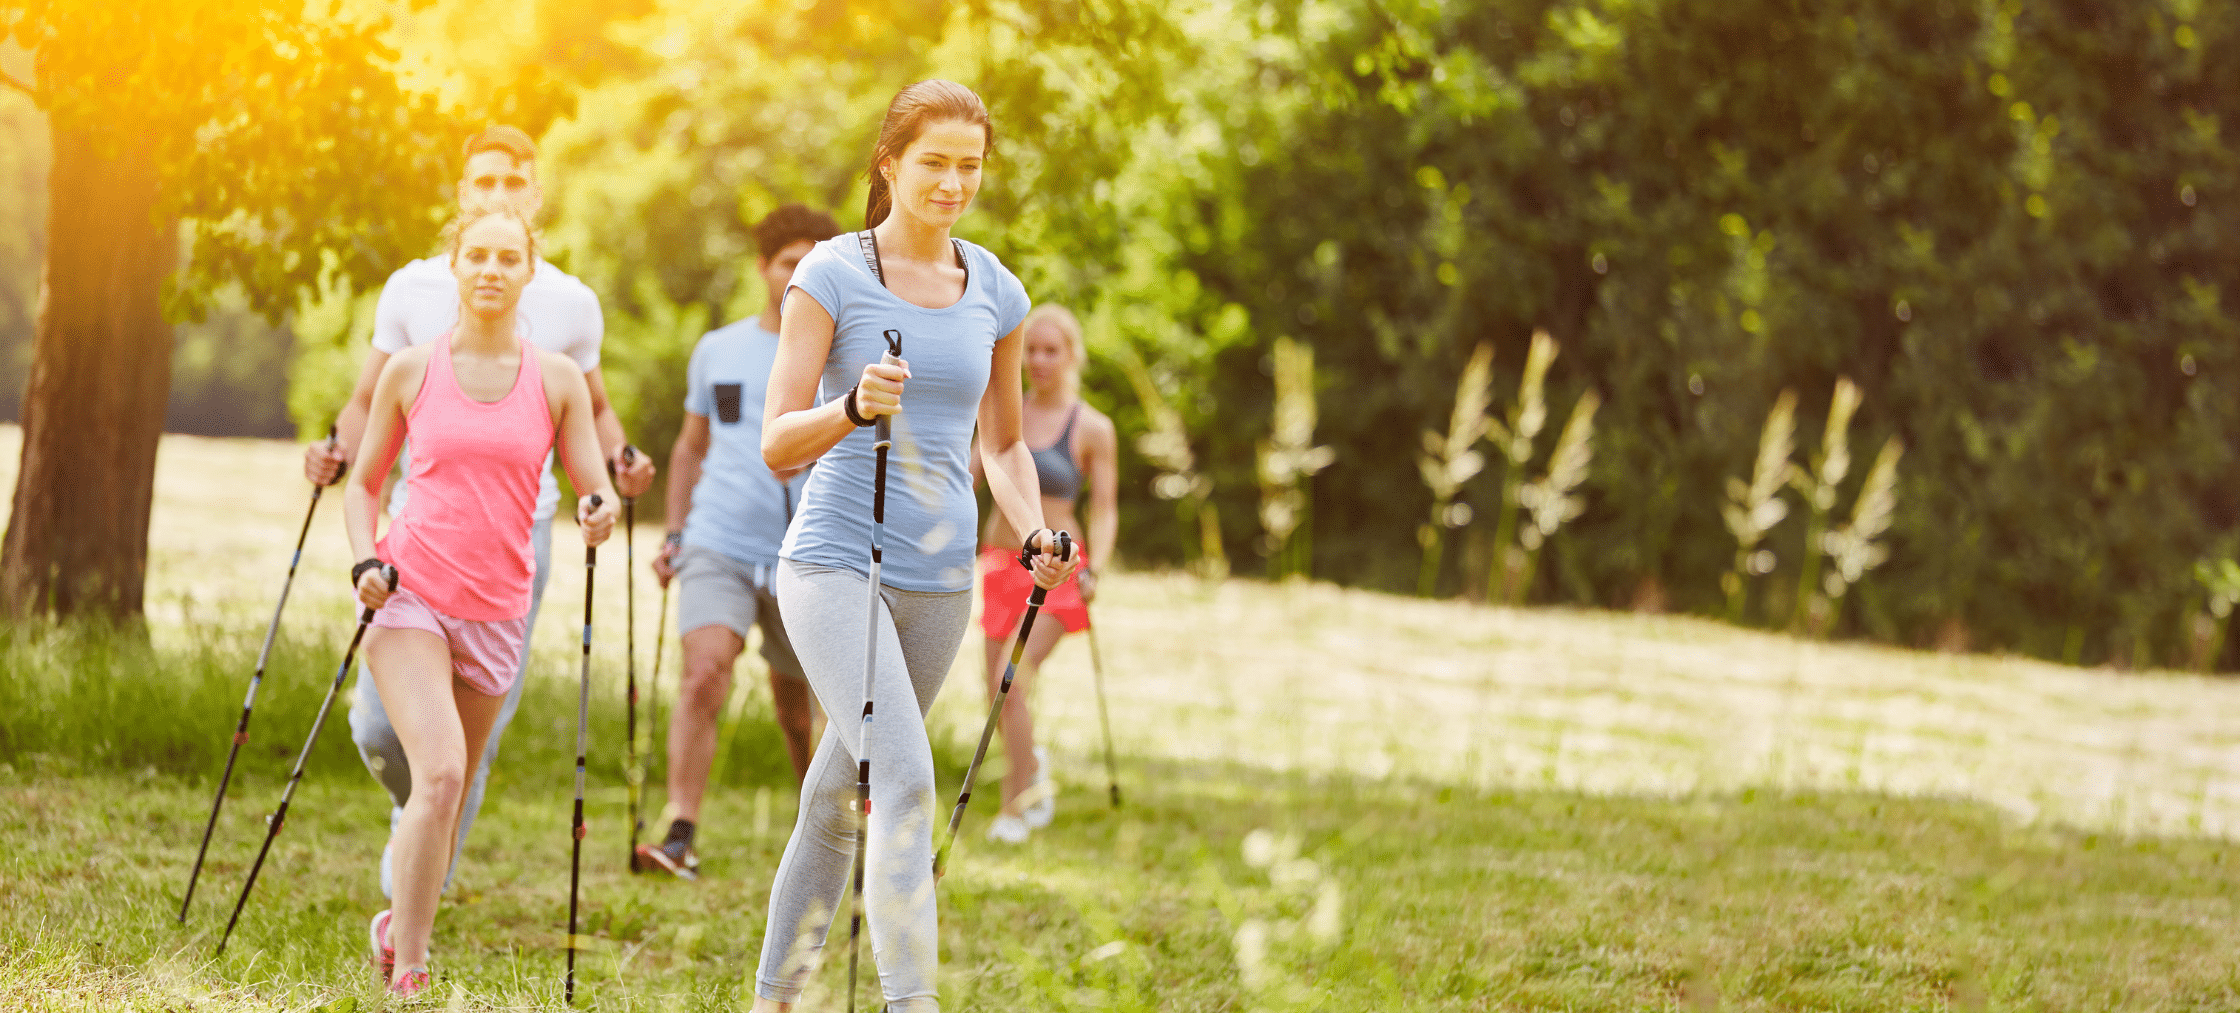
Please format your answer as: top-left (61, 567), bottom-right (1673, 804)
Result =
top-left (0, 0), bottom-right (457, 621)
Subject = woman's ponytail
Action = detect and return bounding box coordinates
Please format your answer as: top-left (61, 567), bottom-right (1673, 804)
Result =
top-left (865, 170), bottom-right (894, 230)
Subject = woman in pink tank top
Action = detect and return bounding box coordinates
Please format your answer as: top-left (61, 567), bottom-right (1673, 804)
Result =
top-left (344, 205), bottom-right (619, 995)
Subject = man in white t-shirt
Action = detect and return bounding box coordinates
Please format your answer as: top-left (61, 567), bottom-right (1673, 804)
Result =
top-left (303, 126), bottom-right (657, 909)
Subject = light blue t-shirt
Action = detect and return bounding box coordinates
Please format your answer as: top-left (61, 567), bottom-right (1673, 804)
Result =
top-left (779, 233), bottom-right (1032, 592)
top-left (681, 320), bottom-right (809, 568)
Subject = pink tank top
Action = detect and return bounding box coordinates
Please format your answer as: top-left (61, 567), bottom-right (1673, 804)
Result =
top-left (377, 334), bottom-right (555, 621)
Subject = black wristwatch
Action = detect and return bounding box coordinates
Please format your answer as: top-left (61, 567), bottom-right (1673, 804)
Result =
top-left (350, 557), bottom-right (387, 587)
top-left (843, 385), bottom-right (876, 427)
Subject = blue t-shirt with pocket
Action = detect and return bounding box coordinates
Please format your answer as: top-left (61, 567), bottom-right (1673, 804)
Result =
top-left (681, 319), bottom-right (809, 569)
top-left (778, 233), bottom-right (1032, 592)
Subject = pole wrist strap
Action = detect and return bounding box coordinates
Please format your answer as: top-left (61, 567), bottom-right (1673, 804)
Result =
top-left (844, 386), bottom-right (876, 427)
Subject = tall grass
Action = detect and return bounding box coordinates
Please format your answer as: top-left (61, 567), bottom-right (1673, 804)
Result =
top-left (1486, 330), bottom-right (1557, 603)
top-left (1817, 436), bottom-right (1903, 631)
top-left (0, 618), bottom-right (802, 795)
top-left (1788, 378), bottom-right (1862, 633)
top-left (0, 621), bottom-right (353, 779)
top-left (1255, 336), bottom-right (1333, 581)
top-left (1414, 341), bottom-right (1494, 597)
top-left (1113, 344), bottom-right (1228, 580)
top-left (2192, 557), bottom-right (2240, 672)
top-left (1514, 388), bottom-right (1600, 603)
top-left (1721, 389), bottom-right (1797, 622)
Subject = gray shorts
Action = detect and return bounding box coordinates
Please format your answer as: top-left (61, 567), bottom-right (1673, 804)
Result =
top-left (676, 545), bottom-right (805, 682)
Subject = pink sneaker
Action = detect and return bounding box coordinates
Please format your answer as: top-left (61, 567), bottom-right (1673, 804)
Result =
top-left (368, 910), bottom-right (395, 984)
top-left (389, 967), bottom-right (431, 997)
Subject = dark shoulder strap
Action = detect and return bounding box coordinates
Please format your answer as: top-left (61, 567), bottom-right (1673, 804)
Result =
top-left (857, 231), bottom-right (969, 289)
top-left (858, 230), bottom-right (884, 288)
top-left (1058, 401), bottom-right (1083, 446)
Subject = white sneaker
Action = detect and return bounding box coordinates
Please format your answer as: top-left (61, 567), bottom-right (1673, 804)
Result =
top-left (1022, 746), bottom-right (1056, 829)
top-left (986, 814), bottom-right (1030, 844)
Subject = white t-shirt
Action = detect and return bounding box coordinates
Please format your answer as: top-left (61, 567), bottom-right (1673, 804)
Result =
top-left (372, 255), bottom-right (603, 522)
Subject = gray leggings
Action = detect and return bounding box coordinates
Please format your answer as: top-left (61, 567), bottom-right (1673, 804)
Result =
top-left (757, 559), bottom-right (970, 1012)
top-left (347, 517), bottom-right (551, 897)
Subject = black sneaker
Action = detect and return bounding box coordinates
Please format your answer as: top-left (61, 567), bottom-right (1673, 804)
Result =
top-left (634, 841), bottom-right (699, 880)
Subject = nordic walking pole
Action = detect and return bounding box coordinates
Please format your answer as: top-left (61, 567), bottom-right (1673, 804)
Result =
top-left (617, 446), bottom-right (646, 872)
top-left (647, 569), bottom-right (670, 817)
top-left (215, 563), bottom-right (395, 957)
top-left (1084, 615), bottom-right (1122, 809)
top-left (567, 494), bottom-right (602, 1006)
top-left (182, 425), bottom-right (342, 923)
top-left (936, 530), bottom-right (1072, 877)
top-left (846, 328), bottom-right (903, 1013)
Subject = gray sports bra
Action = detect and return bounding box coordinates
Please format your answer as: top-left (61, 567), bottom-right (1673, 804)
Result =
top-left (1031, 403), bottom-right (1084, 502)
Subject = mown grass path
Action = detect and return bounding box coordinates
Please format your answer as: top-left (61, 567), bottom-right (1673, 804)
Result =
top-left (5, 428), bottom-right (2240, 1009)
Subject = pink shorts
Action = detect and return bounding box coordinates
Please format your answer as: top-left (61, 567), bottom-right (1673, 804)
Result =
top-left (369, 588), bottom-right (529, 698)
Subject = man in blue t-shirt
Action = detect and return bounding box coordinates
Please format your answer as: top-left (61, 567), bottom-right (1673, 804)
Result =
top-left (637, 205), bottom-right (840, 878)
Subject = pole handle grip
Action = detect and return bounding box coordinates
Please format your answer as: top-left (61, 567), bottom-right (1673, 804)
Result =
top-left (322, 422), bottom-right (347, 487)
top-left (874, 333), bottom-right (902, 444)
top-left (1017, 530), bottom-right (1075, 571)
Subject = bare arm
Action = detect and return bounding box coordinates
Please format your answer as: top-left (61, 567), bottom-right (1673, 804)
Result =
top-left (978, 323), bottom-right (1077, 588)
top-left (654, 413), bottom-right (711, 587)
top-left (977, 322), bottom-right (1045, 539)
top-left (762, 288), bottom-right (910, 472)
top-left (583, 366), bottom-right (656, 497)
top-left (549, 356), bottom-right (621, 545)
top-left (344, 353), bottom-right (418, 608)
top-left (1082, 410), bottom-right (1120, 569)
top-left (666, 413), bottom-right (710, 537)
top-left (306, 348), bottom-right (391, 484)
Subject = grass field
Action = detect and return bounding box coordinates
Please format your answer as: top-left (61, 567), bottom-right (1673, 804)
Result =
top-left (5, 426), bottom-right (2240, 1010)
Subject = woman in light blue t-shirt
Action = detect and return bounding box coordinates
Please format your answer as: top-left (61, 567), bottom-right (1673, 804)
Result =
top-left (753, 79), bottom-right (1086, 1013)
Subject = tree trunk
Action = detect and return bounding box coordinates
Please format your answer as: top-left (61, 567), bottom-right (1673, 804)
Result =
top-left (0, 124), bottom-right (175, 622)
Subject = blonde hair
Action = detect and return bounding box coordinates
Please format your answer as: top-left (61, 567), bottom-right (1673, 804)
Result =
top-left (443, 204), bottom-right (540, 265)
top-left (1021, 304), bottom-right (1086, 400)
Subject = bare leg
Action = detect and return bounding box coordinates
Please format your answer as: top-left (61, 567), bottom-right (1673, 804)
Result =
top-left (994, 618), bottom-right (1068, 816)
top-left (769, 669), bottom-right (814, 785)
top-left (366, 628), bottom-right (506, 985)
top-left (667, 624), bottom-right (744, 824)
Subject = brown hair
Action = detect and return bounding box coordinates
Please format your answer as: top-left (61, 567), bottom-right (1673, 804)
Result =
top-left (753, 203), bottom-right (842, 258)
top-left (864, 80), bottom-right (992, 229)
top-left (443, 204), bottom-right (540, 265)
top-left (461, 125), bottom-right (538, 174)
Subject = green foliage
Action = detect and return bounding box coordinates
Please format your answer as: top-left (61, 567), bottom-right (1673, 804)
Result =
top-left (5, 0), bottom-right (2223, 662)
top-left (3, 0), bottom-right (464, 324)
top-left (1122, 0), bottom-right (2240, 665)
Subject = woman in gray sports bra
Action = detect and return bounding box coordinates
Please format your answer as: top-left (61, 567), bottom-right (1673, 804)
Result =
top-left (972, 303), bottom-right (1119, 843)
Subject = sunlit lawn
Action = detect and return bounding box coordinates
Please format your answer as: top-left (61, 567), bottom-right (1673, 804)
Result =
top-left (6, 426), bottom-right (2240, 1010)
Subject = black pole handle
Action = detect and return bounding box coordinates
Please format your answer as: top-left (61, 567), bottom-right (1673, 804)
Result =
top-left (611, 446), bottom-right (639, 496)
top-left (1016, 530), bottom-right (1075, 571)
top-left (874, 330), bottom-right (903, 447)
top-left (322, 423), bottom-right (346, 488)
top-left (358, 565), bottom-right (399, 622)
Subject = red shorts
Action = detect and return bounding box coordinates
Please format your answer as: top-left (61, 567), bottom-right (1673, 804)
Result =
top-left (977, 545), bottom-right (1090, 641)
